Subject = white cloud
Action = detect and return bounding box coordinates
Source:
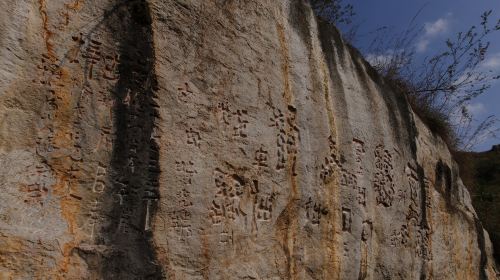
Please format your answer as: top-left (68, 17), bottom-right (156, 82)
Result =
top-left (466, 103), bottom-right (487, 115)
top-left (416, 39), bottom-right (430, 52)
top-left (482, 53), bottom-right (500, 69)
top-left (450, 102), bottom-right (488, 127)
top-left (423, 18), bottom-right (449, 37)
top-left (416, 17), bottom-right (451, 53)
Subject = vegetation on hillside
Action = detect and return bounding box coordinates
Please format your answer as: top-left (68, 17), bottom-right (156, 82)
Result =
top-left (456, 146), bottom-right (500, 263)
top-left (310, 0), bottom-right (500, 151)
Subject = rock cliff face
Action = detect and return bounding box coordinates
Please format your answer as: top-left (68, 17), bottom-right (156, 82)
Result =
top-left (0, 0), bottom-right (498, 279)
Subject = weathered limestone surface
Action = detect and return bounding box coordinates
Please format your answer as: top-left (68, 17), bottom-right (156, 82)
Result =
top-left (0, 0), bottom-right (498, 279)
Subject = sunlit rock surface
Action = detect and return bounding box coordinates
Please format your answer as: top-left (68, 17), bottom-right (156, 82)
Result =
top-left (0, 0), bottom-right (498, 279)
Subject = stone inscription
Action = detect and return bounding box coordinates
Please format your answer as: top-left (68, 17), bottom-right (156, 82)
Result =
top-left (373, 145), bottom-right (395, 207)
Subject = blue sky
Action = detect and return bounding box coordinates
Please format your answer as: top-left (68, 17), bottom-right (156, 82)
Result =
top-left (339, 0), bottom-right (500, 152)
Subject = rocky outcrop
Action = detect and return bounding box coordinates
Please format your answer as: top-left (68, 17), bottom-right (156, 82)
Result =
top-left (0, 0), bottom-right (498, 279)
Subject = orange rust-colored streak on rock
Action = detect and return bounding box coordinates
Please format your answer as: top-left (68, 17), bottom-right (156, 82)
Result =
top-left (322, 175), bottom-right (341, 279)
top-left (54, 177), bottom-right (79, 235)
top-left (65, 0), bottom-right (84, 11)
top-left (0, 236), bottom-right (33, 278)
top-left (37, 0), bottom-right (55, 58)
top-left (1, 230), bottom-right (83, 279)
top-left (200, 232), bottom-right (212, 280)
top-left (58, 240), bottom-right (78, 274)
top-left (465, 226), bottom-right (476, 279)
top-left (320, 62), bottom-right (337, 137)
top-left (42, 66), bottom-right (83, 278)
top-left (276, 23), bottom-right (294, 106)
top-left (276, 23), bottom-right (298, 200)
top-left (315, 42), bottom-right (341, 279)
top-left (153, 245), bottom-right (175, 279)
top-left (275, 22), bottom-right (301, 279)
top-left (425, 192), bottom-right (434, 279)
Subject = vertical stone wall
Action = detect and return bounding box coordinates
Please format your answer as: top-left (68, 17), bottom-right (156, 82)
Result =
top-left (0, 0), bottom-right (498, 279)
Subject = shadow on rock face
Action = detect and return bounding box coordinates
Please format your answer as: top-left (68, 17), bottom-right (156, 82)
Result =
top-left (76, 1), bottom-right (164, 279)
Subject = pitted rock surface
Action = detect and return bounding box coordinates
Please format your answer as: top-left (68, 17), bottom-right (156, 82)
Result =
top-left (0, 0), bottom-right (498, 279)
